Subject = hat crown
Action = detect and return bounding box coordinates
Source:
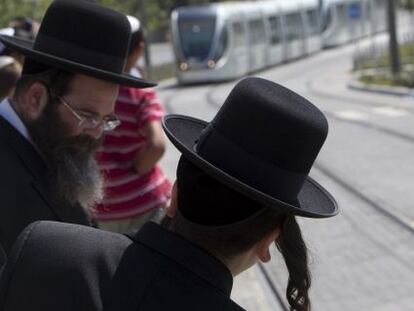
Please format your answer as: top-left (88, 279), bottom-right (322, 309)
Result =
top-left (214, 78), bottom-right (328, 174)
top-left (32, 0), bottom-right (130, 73)
top-left (196, 77), bottom-right (328, 202)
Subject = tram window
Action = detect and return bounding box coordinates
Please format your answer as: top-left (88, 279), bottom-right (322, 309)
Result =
top-left (337, 4), bottom-right (347, 23)
top-left (212, 27), bottom-right (228, 61)
top-left (321, 7), bottom-right (332, 32)
top-left (348, 2), bottom-right (362, 21)
top-left (285, 13), bottom-right (303, 41)
top-left (306, 10), bottom-right (320, 35)
top-left (375, 0), bottom-right (386, 19)
top-left (376, 0), bottom-right (386, 9)
top-left (268, 15), bottom-right (281, 45)
top-left (178, 16), bottom-right (216, 61)
top-left (232, 22), bottom-right (244, 45)
top-left (365, 1), bottom-right (371, 20)
top-left (248, 19), bottom-right (265, 45)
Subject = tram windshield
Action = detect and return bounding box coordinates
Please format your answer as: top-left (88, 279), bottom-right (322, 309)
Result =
top-left (321, 6), bottom-right (333, 32)
top-left (178, 13), bottom-right (217, 61)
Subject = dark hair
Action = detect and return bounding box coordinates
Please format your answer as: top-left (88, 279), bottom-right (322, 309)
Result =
top-left (9, 17), bottom-right (35, 33)
top-left (13, 67), bottom-right (74, 100)
top-left (3, 17), bottom-right (36, 57)
top-left (128, 28), bottom-right (145, 54)
top-left (0, 62), bottom-right (20, 99)
top-left (167, 156), bottom-right (311, 311)
top-left (278, 215), bottom-right (311, 311)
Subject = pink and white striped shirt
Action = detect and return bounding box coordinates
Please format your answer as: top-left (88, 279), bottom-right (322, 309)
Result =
top-left (92, 86), bottom-right (171, 221)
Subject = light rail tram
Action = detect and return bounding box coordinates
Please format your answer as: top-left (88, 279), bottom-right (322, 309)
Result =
top-left (170, 0), bottom-right (387, 84)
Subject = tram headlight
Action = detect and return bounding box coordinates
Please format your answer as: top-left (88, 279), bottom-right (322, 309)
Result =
top-left (207, 60), bottom-right (216, 69)
top-left (179, 62), bottom-right (188, 71)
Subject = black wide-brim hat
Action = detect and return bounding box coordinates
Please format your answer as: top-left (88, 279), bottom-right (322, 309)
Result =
top-left (0, 0), bottom-right (154, 88)
top-left (163, 78), bottom-right (338, 219)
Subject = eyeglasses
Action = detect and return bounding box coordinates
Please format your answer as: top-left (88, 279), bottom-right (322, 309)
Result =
top-left (58, 96), bottom-right (121, 132)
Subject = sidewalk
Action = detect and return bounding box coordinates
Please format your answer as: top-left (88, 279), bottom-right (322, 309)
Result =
top-left (231, 266), bottom-right (281, 311)
top-left (348, 78), bottom-right (414, 97)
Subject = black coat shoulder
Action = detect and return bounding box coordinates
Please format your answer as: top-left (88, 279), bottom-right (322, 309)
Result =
top-left (0, 221), bottom-right (132, 311)
top-left (0, 119), bottom-right (91, 254)
top-left (0, 221), bottom-right (246, 311)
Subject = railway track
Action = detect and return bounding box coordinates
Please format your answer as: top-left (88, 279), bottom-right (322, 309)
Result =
top-left (306, 80), bottom-right (414, 144)
top-left (206, 84), bottom-right (414, 234)
top-left (202, 82), bottom-right (414, 234)
top-left (257, 157), bottom-right (414, 310)
top-left (306, 79), bottom-right (414, 114)
top-left (204, 84), bottom-right (414, 309)
top-left (161, 75), bottom-right (414, 310)
top-left (204, 77), bottom-right (414, 146)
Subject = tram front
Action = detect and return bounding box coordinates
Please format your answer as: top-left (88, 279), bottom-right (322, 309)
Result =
top-left (171, 6), bottom-right (231, 84)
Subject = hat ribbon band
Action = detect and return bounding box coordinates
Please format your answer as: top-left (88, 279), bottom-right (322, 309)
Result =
top-left (34, 33), bottom-right (126, 73)
top-left (195, 125), bottom-right (307, 203)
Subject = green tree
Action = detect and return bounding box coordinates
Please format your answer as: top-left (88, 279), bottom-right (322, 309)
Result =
top-left (1, 0), bottom-right (237, 39)
top-left (0, 0), bottom-right (52, 27)
top-left (400, 0), bottom-right (414, 10)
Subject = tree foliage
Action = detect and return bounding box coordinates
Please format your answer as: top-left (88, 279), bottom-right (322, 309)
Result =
top-left (400, 0), bottom-right (414, 11)
top-left (0, 0), bottom-right (53, 26)
top-left (1, 0), bottom-right (232, 36)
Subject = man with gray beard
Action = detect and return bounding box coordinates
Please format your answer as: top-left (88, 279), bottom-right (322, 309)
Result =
top-left (0, 0), bottom-right (154, 255)
top-left (22, 70), bottom-right (105, 210)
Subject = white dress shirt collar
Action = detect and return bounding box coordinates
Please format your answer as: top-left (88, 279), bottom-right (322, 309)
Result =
top-left (0, 98), bottom-right (32, 142)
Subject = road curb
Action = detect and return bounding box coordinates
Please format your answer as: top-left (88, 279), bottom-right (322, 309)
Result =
top-left (156, 77), bottom-right (177, 89)
top-left (348, 79), bottom-right (414, 97)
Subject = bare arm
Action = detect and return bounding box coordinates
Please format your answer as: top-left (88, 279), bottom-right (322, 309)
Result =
top-left (133, 120), bottom-right (166, 175)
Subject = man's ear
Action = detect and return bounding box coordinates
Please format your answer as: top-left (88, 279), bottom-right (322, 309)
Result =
top-left (165, 181), bottom-right (178, 218)
top-left (23, 82), bottom-right (49, 120)
top-left (255, 228), bottom-right (281, 263)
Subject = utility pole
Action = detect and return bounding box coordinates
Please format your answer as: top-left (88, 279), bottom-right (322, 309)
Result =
top-left (32, 0), bottom-right (39, 19)
top-left (141, 0), bottom-right (152, 79)
top-left (133, 0), bottom-right (151, 79)
top-left (387, 0), bottom-right (401, 75)
top-left (318, 0), bottom-right (323, 11)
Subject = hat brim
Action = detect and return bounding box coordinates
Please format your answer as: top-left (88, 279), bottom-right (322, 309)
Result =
top-left (0, 35), bottom-right (155, 88)
top-left (163, 114), bottom-right (339, 218)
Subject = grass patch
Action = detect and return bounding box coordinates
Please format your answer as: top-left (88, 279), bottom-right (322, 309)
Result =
top-left (359, 73), bottom-right (413, 87)
top-left (355, 42), bottom-right (414, 88)
top-left (355, 42), bottom-right (414, 70)
top-left (147, 63), bottom-right (175, 82)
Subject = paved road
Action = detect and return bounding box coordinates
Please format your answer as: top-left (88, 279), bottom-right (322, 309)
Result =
top-left (156, 33), bottom-right (414, 310)
top-left (148, 42), bottom-right (174, 66)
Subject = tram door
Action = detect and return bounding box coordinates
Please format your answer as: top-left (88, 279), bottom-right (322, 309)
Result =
top-left (372, 0), bottom-right (387, 33)
top-left (247, 17), bottom-right (267, 72)
top-left (303, 8), bottom-right (322, 55)
top-left (330, 2), bottom-right (349, 45)
top-left (283, 12), bottom-right (306, 61)
top-left (348, 1), bottom-right (363, 41)
top-left (266, 14), bottom-right (284, 66)
top-left (230, 19), bottom-right (249, 77)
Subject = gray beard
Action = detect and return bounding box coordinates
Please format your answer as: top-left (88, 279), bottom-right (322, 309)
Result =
top-left (23, 98), bottom-right (104, 211)
top-left (50, 148), bottom-right (104, 210)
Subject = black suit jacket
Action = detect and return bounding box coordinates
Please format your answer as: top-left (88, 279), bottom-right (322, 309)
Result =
top-left (0, 221), bottom-right (246, 311)
top-left (0, 117), bottom-right (90, 254)
top-left (0, 244), bottom-right (5, 271)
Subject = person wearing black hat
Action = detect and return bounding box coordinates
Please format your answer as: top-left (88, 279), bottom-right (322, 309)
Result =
top-left (0, 24), bottom-right (33, 65)
top-left (0, 56), bottom-right (21, 101)
top-left (0, 0), bottom-right (154, 255)
top-left (0, 77), bottom-right (338, 311)
top-left (8, 17), bottom-right (39, 39)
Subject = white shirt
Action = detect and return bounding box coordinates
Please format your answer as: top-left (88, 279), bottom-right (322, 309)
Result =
top-left (0, 98), bottom-right (32, 142)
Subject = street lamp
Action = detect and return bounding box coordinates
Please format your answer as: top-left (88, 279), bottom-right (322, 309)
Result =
top-left (140, 0), bottom-right (151, 78)
top-left (387, 0), bottom-right (401, 75)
